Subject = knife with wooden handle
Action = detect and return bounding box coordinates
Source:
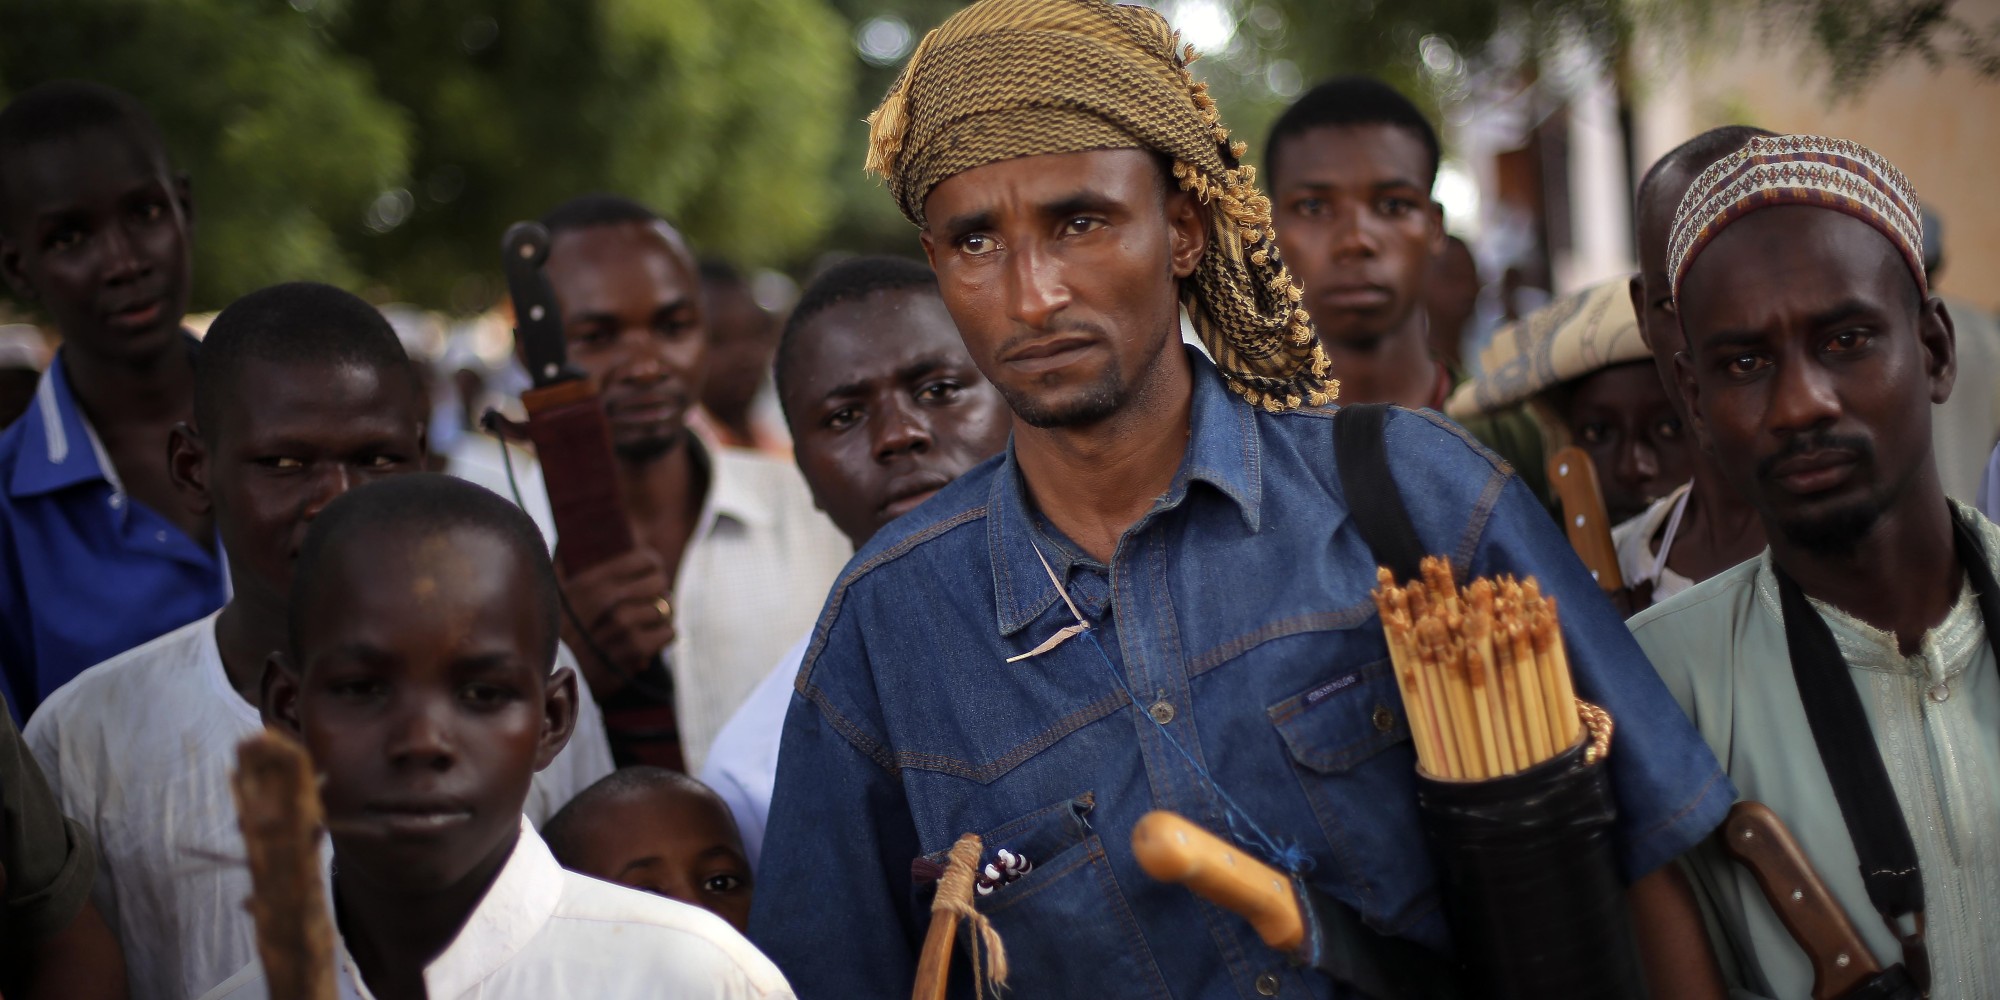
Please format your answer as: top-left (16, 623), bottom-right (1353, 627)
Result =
top-left (1720, 801), bottom-right (1883, 1000)
top-left (1132, 811), bottom-right (1304, 953)
top-left (1546, 446), bottom-right (1625, 592)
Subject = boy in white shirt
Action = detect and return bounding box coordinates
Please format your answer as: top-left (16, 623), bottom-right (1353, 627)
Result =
top-left (209, 473), bottom-right (787, 999)
top-left (27, 283), bottom-right (612, 1000)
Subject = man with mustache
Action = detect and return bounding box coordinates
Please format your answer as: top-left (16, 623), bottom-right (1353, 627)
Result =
top-left (749, 2), bottom-right (1735, 996)
top-left (1267, 76), bottom-right (1549, 504)
top-left (534, 195), bottom-right (849, 770)
top-left (0, 82), bottom-right (226, 718)
top-left (1630, 135), bottom-right (2000, 997)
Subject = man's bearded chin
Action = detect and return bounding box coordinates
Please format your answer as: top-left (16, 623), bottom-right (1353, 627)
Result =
top-left (1001, 363), bottom-right (1129, 429)
top-left (615, 428), bottom-right (686, 462)
top-left (1777, 499), bottom-right (1882, 555)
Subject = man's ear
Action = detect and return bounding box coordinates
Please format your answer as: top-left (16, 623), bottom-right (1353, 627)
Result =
top-left (919, 230), bottom-right (939, 271)
top-left (261, 651), bottom-right (302, 735)
top-left (1628, 275), bottom-right (1654, 352)
top-left (1920, 296), bottom-right (1957, 406)
top-left (0, 233), bottom-right (31, 302)
top-left (535, 664), bottom-right (580, 772)
top-left (1673, 348), bottom-right (1714, 456)
top-left (168, 422), bottom-right (214, 517)
top-left (1426, 201), bottom-right (1448, 257)
top-left (1167, 190), bottom-right (1208, 280)
top-left (175, 172), bottom-right (195, 234)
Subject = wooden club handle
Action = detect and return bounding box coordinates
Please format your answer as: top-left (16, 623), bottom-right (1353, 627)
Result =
top-left (1132, 811), bottom-right (1303, 953)
top-left (1547, 446), bottom-right (1626, 592)
top-left (1720, 801), bottom-right (1882, 1000)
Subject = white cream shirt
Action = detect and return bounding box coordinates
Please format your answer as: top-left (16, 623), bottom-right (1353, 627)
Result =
top-left (25, 613), bottom-right (615, 1000)
top-left (198, 818), bottom-right (793, 1000)
top-left (1631, 504), bottom-right (2000, 999)
top-left (698, 633), bottom-right (808, 871)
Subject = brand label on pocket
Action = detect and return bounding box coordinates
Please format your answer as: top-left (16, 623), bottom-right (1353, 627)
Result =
top-left (1303, 672), bottom-right (1361, 707)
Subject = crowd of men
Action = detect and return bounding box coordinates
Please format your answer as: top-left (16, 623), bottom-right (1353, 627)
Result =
top-left (1, 0), bottom-right (1997, 997)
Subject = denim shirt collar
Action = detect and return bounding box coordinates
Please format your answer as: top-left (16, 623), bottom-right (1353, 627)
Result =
top-left (10, 351), bottom-right (113, 499)
top-left (987, 349), bottom-right (1263, 636)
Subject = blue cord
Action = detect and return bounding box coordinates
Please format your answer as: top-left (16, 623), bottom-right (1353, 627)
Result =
top-left (1078, 627), bottom-right (1315, 876)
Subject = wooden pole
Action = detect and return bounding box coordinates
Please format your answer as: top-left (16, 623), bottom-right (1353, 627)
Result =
top-left (232, 730), bottom-right (336, 1000)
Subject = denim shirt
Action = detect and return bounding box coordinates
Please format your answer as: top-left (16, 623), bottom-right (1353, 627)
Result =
top-left (750, 351), bottom-right (1732, 999)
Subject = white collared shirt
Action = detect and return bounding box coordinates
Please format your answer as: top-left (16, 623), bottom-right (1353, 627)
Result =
top-left (200, 819), bottom-right (793, 1000)
top-left (699, 633), bottom-right (808, 871)
top-left (25, 613), bottom-right (615, 1000)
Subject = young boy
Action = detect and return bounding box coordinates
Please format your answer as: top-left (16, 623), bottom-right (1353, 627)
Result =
top-left (696, 256), bottom-right (1010, 869)
top-left (0, 82), bottom-right (226, 717)
top-left (207, 474), bottom-right (788, 998)
top-left (542, 767), bottom-right (755, 932)
top-left (26, 283), bottom-right (613, 1000)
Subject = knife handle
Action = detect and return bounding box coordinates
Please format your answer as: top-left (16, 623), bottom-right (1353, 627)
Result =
top-left (1132, 811), bottom-right (1303, 952)
top-left (1547, 446), bottom-right (1626, 592)
top-left (1719, 801), bottom-right (1882, 1000)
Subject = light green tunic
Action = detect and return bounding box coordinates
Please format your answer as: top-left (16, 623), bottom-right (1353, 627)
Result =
top-left (1628, 503), bottom-right (2000, 1000)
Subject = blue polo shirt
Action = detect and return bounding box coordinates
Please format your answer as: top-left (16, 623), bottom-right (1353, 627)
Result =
top-left (749, 349), bottom-right (1733, 999)
top-left (0, 350), bottom-right (226, 721)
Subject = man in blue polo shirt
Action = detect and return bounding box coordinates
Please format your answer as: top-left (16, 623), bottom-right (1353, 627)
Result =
top-left (748, 2), bottom-right (1734, 997)
top-left (0, 82), bottom-right (224, 718)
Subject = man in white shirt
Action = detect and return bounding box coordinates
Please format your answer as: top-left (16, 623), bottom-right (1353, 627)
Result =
top-left (26, 284), bottom-right (612, 1000)
top-left (1632, 135), bottom-right (2000, 997)
top-left (227, 474), bottom-right (788, 999)
top-left (700, 256), bottom-right (1010, 868)
top-left (527, 195), bottom-right (849, 772)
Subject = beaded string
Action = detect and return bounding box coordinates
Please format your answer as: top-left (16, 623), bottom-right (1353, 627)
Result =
top-left (1019, 539), bottom-right (1313, 876)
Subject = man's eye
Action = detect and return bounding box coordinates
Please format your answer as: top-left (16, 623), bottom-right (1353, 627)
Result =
top-left (1061, 216), bottom-right (1102, 237)
top-left (915, 380), bottom-right (962, 403)
top-left (461, 683), bottom-right (515, 708)
top-left (1378, 197), bottom-right (1417, 216)
top-left (1825, 330), bottom-right (1871, 353)
top-left (257, 456), bottom-right (305, 471)
top-left (1655, 416), bottom-right (1683, 440)
top-left (1725, 354), bottom-right (1768, 376)
top-left (571, 327), bottom-right (615, 347)
top-left (1577, 423), bottom-right (1610, 445)
top-left (366, 454), bottom-right (402, 469)
top-left (702, 873), bottom-right (746, 894)
top-left (957, 234), bottom-right (996, 256)
top-left (47, 227), bottom-right (84, 251)
top-left (329, 678), bottom-right (386, 700)
top-left (1290, 197), bottom-right (1327, 218)
top-left (823, 406), bottom-right (861, 431)
top-left (136, 201), bottom-right (166, 223)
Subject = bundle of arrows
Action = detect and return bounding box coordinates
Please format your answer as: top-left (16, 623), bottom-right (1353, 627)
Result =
top-left (1370, 557), bottom-right (1585, 781)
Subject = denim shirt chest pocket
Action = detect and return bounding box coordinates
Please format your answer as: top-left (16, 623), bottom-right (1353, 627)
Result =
top-left (1268, 656), bottom-right (1439, 937)
top-left (916, 792), bottom-right (1173, 998)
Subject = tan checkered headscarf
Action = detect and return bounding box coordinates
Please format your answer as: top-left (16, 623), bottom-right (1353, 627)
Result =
top-left (1669, 134), bottom-right (1926, 307)
top-left (865, 0), bottom-right (1335, 411)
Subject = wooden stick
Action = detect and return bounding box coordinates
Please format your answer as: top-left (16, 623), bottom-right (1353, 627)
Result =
top-left (913, 834), bottom-right (990, 1000)
top-left (232, 730), bottom-right (336, 1000)
top-left (1539, 597), bottom-right (1582, 747)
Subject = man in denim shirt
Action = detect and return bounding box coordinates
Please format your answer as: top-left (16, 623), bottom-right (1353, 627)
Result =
top-left (749, 2), bottom-right (1735, 995)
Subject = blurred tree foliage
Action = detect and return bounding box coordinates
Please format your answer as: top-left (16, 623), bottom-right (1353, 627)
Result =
top-left (0, 0), bottom-right (852, 311)
top-left (2, 0), bottom-right (1991, 307)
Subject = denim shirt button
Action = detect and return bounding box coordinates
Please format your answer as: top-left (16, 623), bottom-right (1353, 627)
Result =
top-left (1372, 704), bottom-right (1396, 733)
top-left (1148, 699), bottom-right (1176, 725)
top-left (1255, 971), bottom-right (1282, 996)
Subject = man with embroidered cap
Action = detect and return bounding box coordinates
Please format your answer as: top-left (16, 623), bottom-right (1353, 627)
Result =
top-left (1629, 134), bottom-right (1999, 997)
top-left (749, 1), bottom-right (1736, 995)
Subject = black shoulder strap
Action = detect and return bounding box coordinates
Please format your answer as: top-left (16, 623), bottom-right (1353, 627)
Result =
top-left (1334, 404), bottom-right (1426, 584)
top-left (1773, 565), bottom-right (1925, 922)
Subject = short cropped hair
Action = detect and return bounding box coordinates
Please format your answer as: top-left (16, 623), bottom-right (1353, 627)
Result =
top-left (774, 255), bottom-right (939, 419)
top-left (193, 282), bottom-right (416, 442)
top-left (540, 193), bottom-right (661, 238)
top-left (0, 81), bottom-right (169, 231)
top-left (542, 766), bottom-right (728, 867)
top-left (1265, 76), bottom-right (1441, 189)
top-left (289, 474), bottom-right (561, 669)
top-left (1633, 125), bottom-right (1776, 225)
